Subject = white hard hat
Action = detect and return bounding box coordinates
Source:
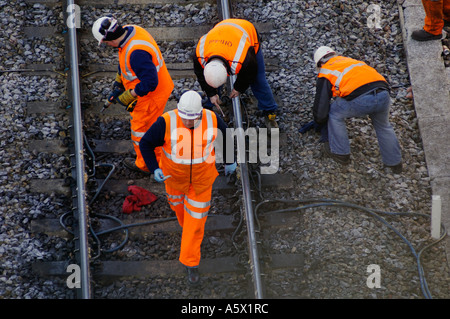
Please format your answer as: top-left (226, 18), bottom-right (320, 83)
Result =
top-left (204, 59), bottom-right (227, 88)
top-left (92, 16), bottom-right (120, 45)
top-left (177, 91), bottom-right (203, 120)
top-left (314, 46), bottom-right (336, 67)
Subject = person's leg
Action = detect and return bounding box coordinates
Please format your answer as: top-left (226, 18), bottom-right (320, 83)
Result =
top-left (368, 91), bottom-right (402, 166)
top-left (443, 0), bottom-right (450, 22)
top-left (423, 0), bottom-right (445, 35)
top-left (250, 47), bottom-right (278, 112)
top-left (412, 0), bottom-right (444, 40)
top-left (165, 184), bottom-right (185, 227)
top-left (127, 95), bottom-right (165, 172)
top-left (178, 185), bottom-right (212, 268)
top-left (327, 98), bottom-right (354, 156)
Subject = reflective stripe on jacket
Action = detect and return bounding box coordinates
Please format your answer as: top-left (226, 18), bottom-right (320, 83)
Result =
top-left (160, 109), bottom-right (219, 194)
top-left (118, 25), bottom-right (173, 98)
top-left (196, 18), bottom-right (259, 75)
top-left (318, 56), bottom-right (386, 97)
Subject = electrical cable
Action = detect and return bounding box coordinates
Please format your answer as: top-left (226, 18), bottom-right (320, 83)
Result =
top-left (62, 92), bottom-right (445, 299)
top-left (253, 197), bottom-right (447, 299)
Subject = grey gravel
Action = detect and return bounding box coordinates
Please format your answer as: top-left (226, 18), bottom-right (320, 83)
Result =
top-left (1, 0), bottom-right (449, 299)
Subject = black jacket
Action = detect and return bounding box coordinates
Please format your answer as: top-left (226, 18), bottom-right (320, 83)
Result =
top-left (312, 78), bottom-right (389, 124)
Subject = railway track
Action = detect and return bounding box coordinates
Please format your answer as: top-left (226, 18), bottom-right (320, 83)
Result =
top-left (26, 0), bottom-right (300, 299)
top-left (16, 0), bottom-right (450, 301)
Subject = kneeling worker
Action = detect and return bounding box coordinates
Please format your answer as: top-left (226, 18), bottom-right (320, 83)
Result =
top-left (139, 90), bottom-right (236, 285)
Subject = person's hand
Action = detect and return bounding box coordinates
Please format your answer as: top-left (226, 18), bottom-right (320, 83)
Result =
top-left (209, 95), bottom-right (221, 108)
top-left (107, 83), bottom-right (124, 104)
top-left (154, 168), bottom-right (171, 183)
top-left (229, 89), bottom-right (240, 99)
top-left (118, 89), bottom-right (137, 107)
top-left (225, 162), bottom-right (237, 176)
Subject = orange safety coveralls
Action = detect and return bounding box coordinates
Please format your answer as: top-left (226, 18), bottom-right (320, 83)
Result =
top-left (422, 0), bottom-right (450, 35)
top-left (118, 25), bottom-right (174, 171)
top-left (196, 18), bottom-right (259, 75)
top-left (160, 109), bottom-right (219, 267)
top-left (318, 56), bottom-right (386, 98)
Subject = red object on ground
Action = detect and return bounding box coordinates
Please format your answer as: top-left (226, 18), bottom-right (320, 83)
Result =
top-left (122, 185), bottom-right (157, 214)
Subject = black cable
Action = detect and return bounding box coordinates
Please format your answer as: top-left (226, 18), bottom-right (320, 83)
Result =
top-left (253, 197), bottom-right (447, 299)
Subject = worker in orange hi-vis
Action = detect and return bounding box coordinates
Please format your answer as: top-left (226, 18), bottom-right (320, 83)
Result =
top-left (411, 0), bottom-right (450, 41)
top-left (92, 16), bottom-right (174, 174)
top-left (139, 91), bottom-right (236, 285)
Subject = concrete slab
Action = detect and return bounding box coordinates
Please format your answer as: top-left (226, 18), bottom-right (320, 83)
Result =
top-left (398, 0), bottom-right (450, 267)
top-left (417, 116), bottom-right (450, 177)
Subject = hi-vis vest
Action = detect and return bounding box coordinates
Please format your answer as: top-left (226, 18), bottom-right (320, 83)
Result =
top-left (196, 18), bottom-right (259, 75)
top-left (160, 109), bottom-right (219, 194)
top-left (118, 25), bottom-right (173, 97)
top-left (318, 56), bottom-right (386, 97)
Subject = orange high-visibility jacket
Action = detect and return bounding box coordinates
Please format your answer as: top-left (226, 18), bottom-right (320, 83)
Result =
top-left (118, 25), bottom-right (173, 99)
top-left (196, 18), bottom-right (259, 75)
top-left (318, 56), bottom-right (386, 97)
top-left (160, 109), bottom-right (219, 195)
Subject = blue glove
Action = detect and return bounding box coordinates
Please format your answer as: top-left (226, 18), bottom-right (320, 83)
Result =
top-left (154, 168), bottom-right (171, 183)
top-left (225, 163), bottom-right (237, 176)
top-left (299, 120), bottom-right (329, 143)
top-left (299, 120), bottom-right (322, 134)
top-left (107, 81), bottom-right (125, 104)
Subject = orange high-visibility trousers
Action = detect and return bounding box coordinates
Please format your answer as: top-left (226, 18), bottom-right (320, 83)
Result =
top-left (422, 0), bottom-right (450, 35)
top-left (165, 183), bottom-right (212, 267)
top-left (130, 91), bottom-right (170, 171)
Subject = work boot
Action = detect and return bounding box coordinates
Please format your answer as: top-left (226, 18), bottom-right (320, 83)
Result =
top-left (322, 142), bottom-right (350, 165)
top-left (263, 110), bottom-right (278, 129)
top-left (186, 266), bottom-right (200, 285)
top-left (385, 162), bottom-right (402, 174)
top-left (123, 157), bottom-right (151, 175)
top-left (411, 29), bottom-right (442, 41)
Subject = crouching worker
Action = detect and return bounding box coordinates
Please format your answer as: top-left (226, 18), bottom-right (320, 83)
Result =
top-left (139, 90), bottom-right (236, 285)
top-left (313, 46), bottom-right (402, 173)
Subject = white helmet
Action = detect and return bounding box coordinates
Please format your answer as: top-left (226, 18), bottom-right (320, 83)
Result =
top-left (314, 46), bottom-right (336, 67)
top-left (204, 59), bottom-right (227, 88)
top-left (92, 16), bottom-right (118, 45)
top-left (177, 91), bottom-right (203, 120)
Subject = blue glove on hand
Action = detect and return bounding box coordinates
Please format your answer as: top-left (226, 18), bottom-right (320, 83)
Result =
top-left (107, 86), bottom-right (124, 104)
top-left (225, 163), bottom-right (237, 176)
top-left (154, 168), bottom-right (171, 183)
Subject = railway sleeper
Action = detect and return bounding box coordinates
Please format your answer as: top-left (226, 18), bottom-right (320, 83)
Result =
top-left (32, 253), bottom-right (303, 281)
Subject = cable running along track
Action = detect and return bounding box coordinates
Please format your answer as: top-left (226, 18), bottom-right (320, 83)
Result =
top-left (61, 0), bottom-right (266, 299)
top-left (42, 0), bottom-right (448, 300)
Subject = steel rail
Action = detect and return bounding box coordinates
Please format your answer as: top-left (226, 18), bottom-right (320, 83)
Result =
top-left (65, 0), bottom-right (91, 298)
top-left (218, 0), bottom-right (264, 299)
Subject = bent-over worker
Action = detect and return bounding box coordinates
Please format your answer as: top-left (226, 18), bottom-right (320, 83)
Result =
top-left (92, 16), bottom-right (174, 174)
top-left (312, 46), bottom-right (402, 173)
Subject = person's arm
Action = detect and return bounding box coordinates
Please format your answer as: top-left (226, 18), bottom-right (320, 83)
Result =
top-left (129, 50), bottom-right (159, 97)
top-left (216, 115), bottom-right (233, 164)
top-left (232, 47), bottom-right (257, 94)
top-left (313, 77), bottom-right (333, 125)
top-left (139, 116), bottom-right (166, 173)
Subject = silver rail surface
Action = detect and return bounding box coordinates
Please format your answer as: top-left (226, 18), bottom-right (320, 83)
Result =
top-left (66, 0), bottom-right (91, 299)
top-left (219, 0), bottom-right (264, 299)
